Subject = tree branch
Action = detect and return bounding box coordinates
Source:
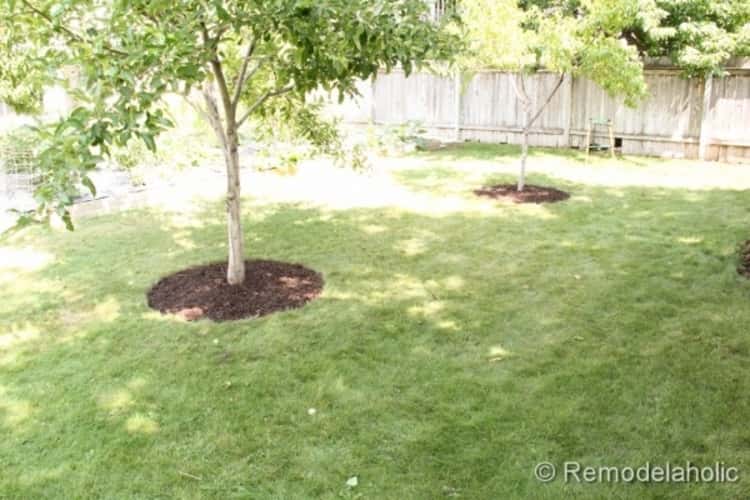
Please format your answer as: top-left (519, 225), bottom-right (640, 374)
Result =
top-left (211, 60), bottom-right (234, 121)
top-left (201, 22), bottom-right (235, 126)
top-left (200, 84), bottom-right (229, 150)
top-left (20, 0), bottom-right (129, 56)
top-left (183, 92), bottom-right (210, 123)
top-left (236, 84), bottom-right (295, 128)
top-left (509, 72), bottom-right (531, 106)
top-left (232, 38), bottom-right (257, 107)
top-left (526, 73), bottom-right (565, 130)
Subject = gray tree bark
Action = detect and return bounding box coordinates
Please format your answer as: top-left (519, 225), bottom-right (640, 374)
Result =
top-left (200, 36), bottom-right (250, 286)
top-left (510, 73), bottom-right (566, 192)
top-left (202, 79), bottom-right (246, 285)
top-left (197, 27), bottom-right (292, 285)
top-left (519, 105), bottom-right (531, 192)
top-left (224, 125), bottom-right (246, 285)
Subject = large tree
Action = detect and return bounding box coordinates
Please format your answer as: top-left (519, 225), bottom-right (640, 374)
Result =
top-left (461, 0), bottom-right (662, 190)
top-left (516, 0), bottom-right (750, 76)
top-left (1, 0), bottom-right (456, 284)
top-left (621, 0), bottom-right (750, 76)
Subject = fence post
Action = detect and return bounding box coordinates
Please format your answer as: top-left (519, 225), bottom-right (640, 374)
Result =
top-left (453, 70), bottom-right (462, 142)
top-left (561, 73), bottom-right (574, 147)
top-left (698, 75), bottom-right (713, 161)
top-left (370, 74), bottom-right (377, 124)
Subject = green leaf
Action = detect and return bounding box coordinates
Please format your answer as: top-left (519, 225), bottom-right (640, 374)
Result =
top-left (61, 211), bottom-right (75, 231)
top-left (141, 133), bottom-right (156, 152)
top-left (81, 175), bottom-right (97, 197)
top-left (213, 0), bottom-right (230, 21)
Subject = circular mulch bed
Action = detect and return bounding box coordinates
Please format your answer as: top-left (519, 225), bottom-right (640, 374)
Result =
top-left (738, 240), bottom-right (750, 279)
top-left (147, 259), bottom-right (324, 322)
top-left (474, 184), bottom-right (570, 204)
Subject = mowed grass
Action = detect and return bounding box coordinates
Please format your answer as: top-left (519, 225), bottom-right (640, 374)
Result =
top-left (2, 144), bottom-right (750, 499)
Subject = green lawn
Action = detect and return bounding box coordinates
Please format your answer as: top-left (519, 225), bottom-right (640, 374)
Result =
top-left (2, 144), bottom-right (750, 499)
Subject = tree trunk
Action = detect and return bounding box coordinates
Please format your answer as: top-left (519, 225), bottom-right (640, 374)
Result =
top-left (201, 85), bottom-right (247, 285)
top-left (510, 73), bottom-right (566, 193)
top-left (224, 125), bottom-right (246, 285)
top-left (518, 106), bottom-right (530, 192)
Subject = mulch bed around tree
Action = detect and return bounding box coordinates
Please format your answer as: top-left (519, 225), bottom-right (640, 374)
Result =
top-left (147, 260), bottom-right (324, 322)
top-left (474, 184), bottom-right (571, 204)
top-left (738, 240), bottom-right (750, 279)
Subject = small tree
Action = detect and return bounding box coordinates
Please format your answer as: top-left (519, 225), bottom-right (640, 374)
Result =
top-left (1, 0), bottom-right (456, 284)
top-left (462, 0), bottom-right (659, 190)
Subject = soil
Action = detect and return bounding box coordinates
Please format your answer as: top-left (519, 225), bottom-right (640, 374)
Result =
top-left (738, 240), bottom-right (750, 278)
top-left (474, 184), bottom-right (570, 204)
top-left (147, 259), bottom-right (324, 322)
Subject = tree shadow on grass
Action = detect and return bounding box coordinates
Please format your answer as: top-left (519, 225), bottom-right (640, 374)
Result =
top-left (1, 182), bottom-right (750, 498)
top-left (405, 144), bottom-right (750, 198)
top-left (419, 142), bottom-right (586, 162)
top-left (413, 142), bottom-right (660, 168)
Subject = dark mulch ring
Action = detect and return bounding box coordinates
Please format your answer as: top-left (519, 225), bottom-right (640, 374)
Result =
top-left (738, 240), bottom-right (750, 279)
top-left (474, 184), bottom-right (571, 204)
top-left (147, 259), bottom-right (324, 322)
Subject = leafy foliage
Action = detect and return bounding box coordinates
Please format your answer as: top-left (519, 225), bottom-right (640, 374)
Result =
top-left (495, 0), bottom-right (750, 76)
top-left (624, 0), bottom-right (750, 76)
top-left (0, 18), bottom-right (48, 114)
top-left (1, 0), bottom-right (458, 225)
top-left (254, 98), bottom-right (342, 156)
top-left (462, 0), bottom-right (652, 106)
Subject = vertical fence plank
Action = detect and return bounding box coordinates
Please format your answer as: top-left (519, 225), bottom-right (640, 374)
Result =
top-left (454, 71), bottom-right (462, 141)
top-left (562, 73), bottom-right (573, 147)
top-left (699, 75), bottom-right (713, 161)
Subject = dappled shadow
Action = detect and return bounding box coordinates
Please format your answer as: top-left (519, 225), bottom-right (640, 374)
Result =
top-left (404, 143), bottom-right (750, 192)
top-left (422, 142), bottom-right (581, 162)
top-left (1, 175), bottom-right (750, 497)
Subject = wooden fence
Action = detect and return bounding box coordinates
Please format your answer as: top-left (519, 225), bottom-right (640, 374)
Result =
top-left (4, 65), bottom-right (748, 163)
top-left (337, 61), bottom-right (750, 163)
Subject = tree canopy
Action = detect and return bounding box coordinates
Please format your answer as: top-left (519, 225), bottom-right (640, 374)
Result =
top-left (622, 0), bottom-right (750, 76)
top-left (462, 0), bottom-right (661, 106)
top-left (3, 0), bottom-right (454, 208)
top-left (1, 0), bottom-right (457, 283)
top-left (485, 0), bottom-right (750, 76)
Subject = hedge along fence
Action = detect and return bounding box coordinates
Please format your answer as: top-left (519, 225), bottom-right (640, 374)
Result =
top-left (337, 59), bottom-right (750, 163)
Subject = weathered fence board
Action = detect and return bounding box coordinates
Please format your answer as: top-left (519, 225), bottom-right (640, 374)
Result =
top-left (706, 75), bottom-right (750, 145)
top-left (570, 73), bottom-right (702, 140)
top-left (373, 71), bottom-right (457, 126)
